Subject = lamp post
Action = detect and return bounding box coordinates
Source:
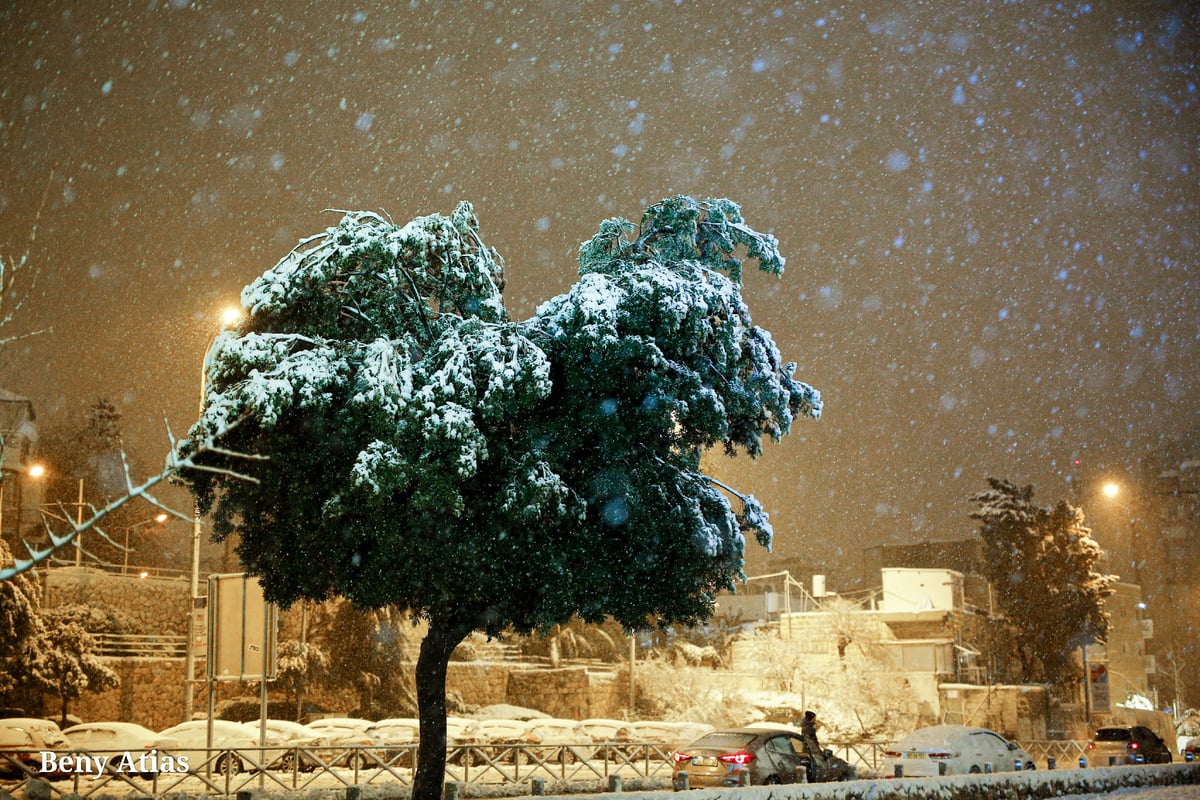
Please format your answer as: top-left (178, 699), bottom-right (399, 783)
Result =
top-left (183, 307), bottom-right (242, 723)
top-left (122, 513), bottom-right (169, 575)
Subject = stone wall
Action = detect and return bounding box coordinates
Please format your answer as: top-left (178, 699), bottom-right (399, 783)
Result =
top-left (41, 567), bottom-right (191, 634)
top-left (506, 666), bottom-right (624, 720)
top-left (70, 658), bottom-right (186, 730)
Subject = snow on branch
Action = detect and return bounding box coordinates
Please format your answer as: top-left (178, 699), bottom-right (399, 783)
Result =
top-left (0, 420), bottom-right (264, 582)
top-left (0, 173), bottom-right (54, 347)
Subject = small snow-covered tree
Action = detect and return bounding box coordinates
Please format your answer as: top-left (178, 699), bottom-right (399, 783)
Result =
top-left (34, 608), bottom-right (119, 726)
top-left (178, 196), bottom-right (821, 800)
top-left (274, 639), bottom-right (329, 722)
top-left (0, 536), bottom-right (43, 705)
top-left (970, 477), bottom-right (1117, 687)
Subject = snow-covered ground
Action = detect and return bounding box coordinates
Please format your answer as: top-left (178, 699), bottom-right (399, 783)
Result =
top-left (520, 764), bottom-right (1200, 800)
top-left (1050, 789), bottom-right (1200, 800)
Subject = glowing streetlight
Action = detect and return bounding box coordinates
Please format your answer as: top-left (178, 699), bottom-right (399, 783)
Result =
top-left (1102, 481), bottom-right (1121, 499)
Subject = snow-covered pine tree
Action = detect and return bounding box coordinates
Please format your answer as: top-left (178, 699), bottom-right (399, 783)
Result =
top-left (970, 477), bottom-right (1116, 687)
top-left (178, 196), bottom-right (821, 800)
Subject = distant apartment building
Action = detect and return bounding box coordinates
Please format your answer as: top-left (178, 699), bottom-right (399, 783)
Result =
top-left (722, 556), bottom-right (1155, 739)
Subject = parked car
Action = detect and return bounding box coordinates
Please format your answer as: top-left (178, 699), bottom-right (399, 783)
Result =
top-left (159, 720), bottom-right (264, 775)
top-left (1182, 737), bottom-right (1199, 762)
top-left (1087, 726), bottom-right (1173, 766)
top-left (238, 719), bottom-right (341, 771)
top-left (473, 718), bottom-right (536, 763)
top-left (365, 718), bottom-right (420, 767)
top-left (885, 724), bottom-right (1035, 777)
top-left (0, 721), bottom-right (62, 778)
top-left (522, 718), bottom-right (588, 763)
top-left (3, 719), bottom-right (68, 750)
top-left (303, 718), bottom-right (376, 768)
top-left (62, 722), bottom-right (181, 779)
top-left (237, 720), bottom-right (309, 771)
top-left (672, 727), bottom-right (853, 787)
top-left (578, 718), bottom-right (636, 761)
top-left (445, 717), bottom-right (483, 765)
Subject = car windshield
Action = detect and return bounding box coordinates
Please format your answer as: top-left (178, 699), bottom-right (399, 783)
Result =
top-left (1096, 729), bottom-right (1132, 742)
top-left (689, 732), bottom-right (756, 750)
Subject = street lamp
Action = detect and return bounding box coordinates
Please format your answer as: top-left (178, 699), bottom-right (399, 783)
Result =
top-left (183, 306), bottom-right (242, 722)
top-left (1098, 479), bottom-right (1146, 585)
top-left (0, 462), bottom-right (46, 543)
top-left (122, 513), bottom-right (169, 575)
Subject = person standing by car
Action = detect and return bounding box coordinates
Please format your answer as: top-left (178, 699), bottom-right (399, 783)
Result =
top-left (799, 711), bottom-right (822, 756)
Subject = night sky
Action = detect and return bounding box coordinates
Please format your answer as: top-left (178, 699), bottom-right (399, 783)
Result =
top-left (1, 2), bottom-right (1196, 587)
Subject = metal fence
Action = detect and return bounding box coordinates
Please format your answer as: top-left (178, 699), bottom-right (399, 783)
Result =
top-left (825, 741), bottom-right (893, 774)
top-left (1, 739), bottom-right (1100, 797)
top-left (1022, 739), bottom-right (1089, 767)
top-left (0, 742), bottom-right (673, 798)
top-left (92, 633), bottom-right (187, 658)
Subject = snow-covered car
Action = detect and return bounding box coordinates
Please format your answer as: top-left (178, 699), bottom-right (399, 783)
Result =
top-left (578, 718), bottom-right (635, 760)
top-left (445, 717), bottom-right (483, 765)
top-left (2, 718), bottom-right (68, 750)
top-left (521, 718), bottom-right (589, 763)
top-left (365, 718), bottom-right (420, 767)
top-left (885, 724), bottom-right (1035, 777)
top-left (62, 722), bottom-right (181, 778)
top-left (159, 720), bottom-right (263, 775)
top-left (1087, 726), bottom-right (1173, 766)
top-left (302, 718), bottom-right (376, 768)
top-left (237, 719), bottom-right (344, 771)
top-left (473, 718), bottom-right (537, 763)
top-left (0, 721), bottom-right (64, 778)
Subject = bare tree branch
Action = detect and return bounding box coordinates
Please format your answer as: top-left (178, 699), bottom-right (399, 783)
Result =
top-left (0, 420), bottom-right (263, 581)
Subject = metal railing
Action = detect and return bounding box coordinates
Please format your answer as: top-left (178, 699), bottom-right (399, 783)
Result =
top-left (0, 742), bottom-right (673, 798)
top-left (92, 633), bottom-right (187, 658)
top-left (825, 741), bottom-right (893, 774)
top-left (1021, 740), bottom-right (1089, 766)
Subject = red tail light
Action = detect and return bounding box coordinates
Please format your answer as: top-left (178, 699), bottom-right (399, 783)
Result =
top-left (1128, 742), bottom-right (1139, 751)
top-left (672, 752), bottom-right (692, 763)
top-left (1087, 742), bottom-right (1096, 750)
top-left (718, 751), bottom-right (755, 766)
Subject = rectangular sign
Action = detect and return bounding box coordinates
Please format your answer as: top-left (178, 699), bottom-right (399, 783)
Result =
top-left (207, 573), bottom-right (278, 682)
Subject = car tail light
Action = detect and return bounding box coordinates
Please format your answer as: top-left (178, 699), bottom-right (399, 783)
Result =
top-left (718, 751), bottom-right (755, 766)
top-left (1087, 742), bottom-right (1096, 750)
top-left (672, 752), bottom-right (692, 763)
top-left (1128, 742), bottom-right (1139, 751)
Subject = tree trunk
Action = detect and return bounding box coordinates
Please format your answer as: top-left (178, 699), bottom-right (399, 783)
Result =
top-left (411, 613), bottom-right (474, 800)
